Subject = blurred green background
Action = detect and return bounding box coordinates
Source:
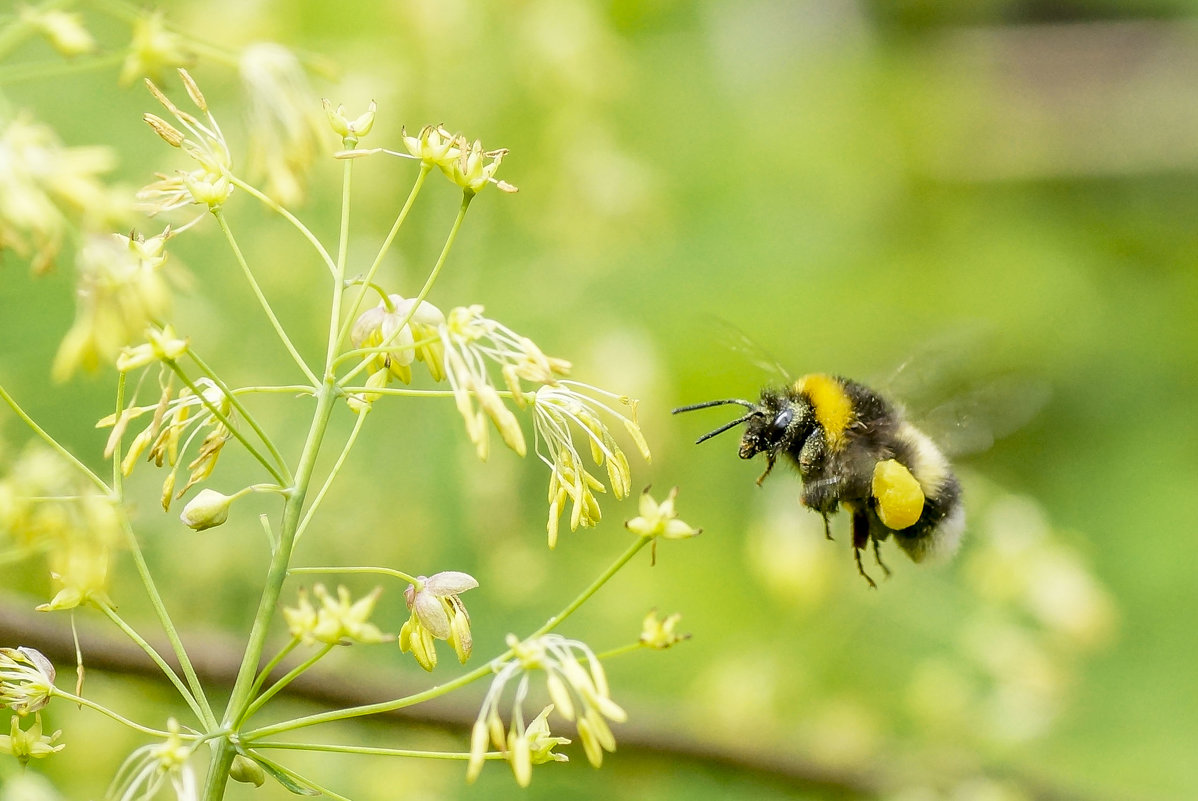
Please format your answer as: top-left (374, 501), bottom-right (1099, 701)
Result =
top-left (2, 1), bottom-right (1197, 799)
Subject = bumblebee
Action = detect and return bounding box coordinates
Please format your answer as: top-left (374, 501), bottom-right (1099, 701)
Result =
top-left (674, 373), bottom-right (964, 587)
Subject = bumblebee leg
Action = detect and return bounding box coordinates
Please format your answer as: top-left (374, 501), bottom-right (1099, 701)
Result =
top-left (755, 452), bottom-right (777, 486)
top-left (851, 509), bottom-right (876, 588)
top-left (822, 512), bottom-right (833, 540)
top-left (853, 546), bottom-right (877, 589)
top-left (872, 538), bottom-right (891, 577)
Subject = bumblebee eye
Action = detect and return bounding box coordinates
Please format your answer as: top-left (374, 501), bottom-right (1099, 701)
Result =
top-left (772, 408), bottom-right (793, 431)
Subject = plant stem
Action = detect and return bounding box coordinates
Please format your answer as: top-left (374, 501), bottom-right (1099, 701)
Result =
top-left (94, 600), bottom-right (208, 724)
top-left (238, 643), bottom-right (333, 726)
top-left (339, 191), bottom-right (472, 387)
top-left (51, 689), bottom-right (179, 737)
top-left (226, 175), bottom-right (338, 277)
top-left (293, 388), bottom-right (368, 543)
top-left (186, 349), bottom-right (293, 483)
top-left (200, 379), bottom-right (339, 801)
top-left (335, 163), bottom-right (432, 351)
top-left (252, 741), bottom-right (499, 760)
top-left (211, 209), bottom-right (320, 387)
top-left (289, 565), bottom-right (420, 585)
top-left (0, 381), bottom-right (110, 495)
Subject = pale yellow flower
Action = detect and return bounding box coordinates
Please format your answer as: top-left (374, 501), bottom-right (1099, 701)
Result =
top-left (639, 610), bottom-right (689, 650)
top-left (19, 6), bottom-right (96, 55)
top-left (119, 10), bottom-right (193, 85)
top-left (241, 44), bottom-right (324, 205)
top-left (138, 70), bottom-right (233, 214)
top-left (0, 713), bottom-right (63, 766)
top-left (533, 383), bottom-right (650, 547)
top-left (108, 718), bottom-right (196, 801)
top-left (0, 114), bottom-right (119, 273)
top-left (52, 228), bottom-right (174, 380)
top-left (284, 585), bottom-right (387, 646)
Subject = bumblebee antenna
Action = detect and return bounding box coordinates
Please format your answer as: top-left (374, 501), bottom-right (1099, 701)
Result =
top-left (672, 398), bottom-right (756, 414)
top-left (672, 398), bottom-right (760, 445)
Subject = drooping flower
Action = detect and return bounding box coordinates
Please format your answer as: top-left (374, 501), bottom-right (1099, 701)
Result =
top-left (468, 634), bottom-right (626, 785)
top-left (399, 571), bottom-right (479, 671)
top-left (0, 647), bottom-right (57, 715)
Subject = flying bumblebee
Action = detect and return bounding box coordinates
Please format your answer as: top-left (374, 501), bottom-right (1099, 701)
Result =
top-left (673, 373), bottom-right (965, 587)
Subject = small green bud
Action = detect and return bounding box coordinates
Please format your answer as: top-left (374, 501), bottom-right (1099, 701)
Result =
top-left (179, 488), bottom-right (233, 531)
top-left (230, 754), bottom-right (265, 786)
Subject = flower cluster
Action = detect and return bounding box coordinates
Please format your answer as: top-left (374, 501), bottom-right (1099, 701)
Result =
top-left (468, 634), bottom-right (626, 786)
top-left (52, 228), bottom-right (175, 380)
top-left (398, 571), bottom-right (478, 671)
top-left (240, 43), bottom-right (325, 205)
top-left (347, 300), bottom-right (650, 545)
top-left (0, 113), bottom-right (120, 274)
top-left (283, 585), bottom-right (388, 647)
top-left (139, 69), bottom-right (233, 216)
top-left (0, 446), bottom-right (121, 612)
top-left (532, 382), bottom-right (650, 546)
top-left (401, 124), bottom-right (518, 195)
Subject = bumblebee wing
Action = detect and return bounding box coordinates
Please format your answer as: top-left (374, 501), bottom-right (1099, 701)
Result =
top-left (878, 327), bottom-right (1050, 457)
top-left (919, 374), bottom-right (1050, 457)
top-left (708, 316), bottom-right (793, 384)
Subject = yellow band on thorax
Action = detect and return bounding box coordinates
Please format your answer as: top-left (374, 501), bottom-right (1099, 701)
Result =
top-left (795, 373), bottom-right (854, 446)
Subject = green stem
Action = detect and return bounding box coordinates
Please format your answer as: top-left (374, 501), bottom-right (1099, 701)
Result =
top-left (238, 643), bottom-right (333, 726)
top-left (225, 175), bottom-right (338, 278)
top-left (289, 565), bottom-right (420, 586)
top-left (242, 637), bottom-right (299, 706)
top-left (94, 599), bottom-right (208, 724)
top-left (0, 381), bottom-right (109, 495)
top-left (339, 191), bottom-right (472, 387)
top-left (244, 537), bottom-right (650, 741)
top-left (594, 642), bottom-right (645, 661)
top-left (528, 537), bottom-right (649, 640)
top-left (211, 209), bottom-right (320, 387)
top-left (51, 688), bottom-right (179, 737)
top-left (252, 742), bottom-right (500, 761)
top-left (186, 349), bottom-right (293, 483)
top-left (0, 51), bottom-right (125, 85)
top-left (335, 163), bottom-right (432, 351)
top-left (293, 409), bottom-right (366, 543)
top-left (163, 359), bottom-right (288, 486)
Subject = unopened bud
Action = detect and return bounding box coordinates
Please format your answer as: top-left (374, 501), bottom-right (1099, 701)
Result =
top-left (179, 488), bottom-right (233, 531)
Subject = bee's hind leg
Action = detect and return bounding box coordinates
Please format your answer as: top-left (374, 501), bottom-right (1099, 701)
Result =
top-left (851, 509), bottom-right (877, 589)
top-left (872, 538), bottom-right (891, 577)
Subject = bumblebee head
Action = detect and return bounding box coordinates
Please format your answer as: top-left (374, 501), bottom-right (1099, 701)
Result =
top-left (736, 389), bottom-right (812, 460)
top-left (673, 389), bottom-right (812, 459)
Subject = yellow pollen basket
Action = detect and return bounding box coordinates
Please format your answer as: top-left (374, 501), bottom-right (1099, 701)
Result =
top-left (871, 459), bottom-right (925, 530)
